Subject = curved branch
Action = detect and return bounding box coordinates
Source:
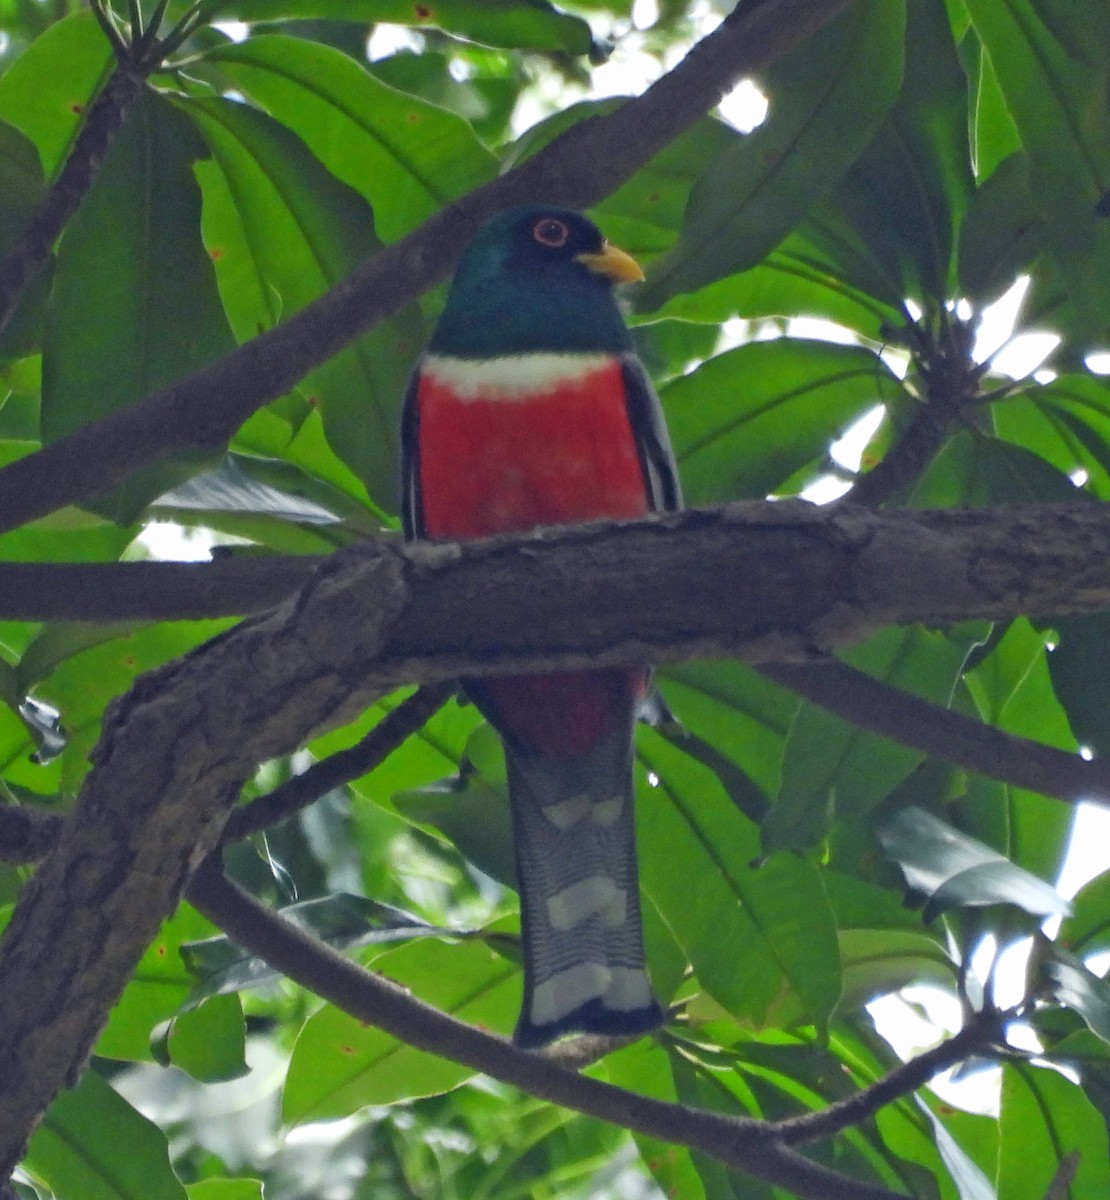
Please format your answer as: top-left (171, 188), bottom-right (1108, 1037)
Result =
top-left (186, 863), bottom-right (909, 1200)
top-left (0, 0), bottom-right (858, 536)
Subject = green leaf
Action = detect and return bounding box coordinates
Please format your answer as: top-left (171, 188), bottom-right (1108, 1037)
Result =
top-left (657, 661), bottom-right (796, 803)
top-left (204, 0), bottom-right (594, 53)
top-left (25, 1069), bottom-right (187, 1200)
top-left (660, 339), bottom-right (902, 504)
top-left (207, 35), bottom-right (496, 242)
top-left (829, 0), bottom-right (974, 303)
top-left (25, 619), bottom-right (232, 792)
top-left (876, 805), bottom-right (1071, 922)
top-left (1046, 614), bottom-right (1110, 756)
top-left (639, 0), bottom-right (905, 309)
top-left (185, 95), bottom-right (423, 509)
top-left (97, 903), bottom-right (219, 1062)
top-left (186, 1181), bottom-right (263, 1200)
top-left (957, 152), bottom-right (1041, 304)
top-left (964, 0), bottom-right (1110, 337)
top-left (1060, 869), bottom-right (1110, 958)
top-left (155, 993), bottom-right (249, 1082)
top-left (41, 90), bottom-right (236, 522)
top-left (1042, 946), bottom-right (1110, 1045)
top-left (836, 929), bottom-right (956, 1013)
top-left (765, 625), bottom-right (982, 853)
top-left (0, 11), bottom-right (113, 177)
top-left (601, 1040), bottom-right (710, 1200)
top-left (637, 729), bottom-right (841, 1033)
top-left (650, 223), bottom-right (904, 338)
top-left (395, 777), bottom-right (517, 888)
top-left (998, 1062), bottom-right (1110, 1200)
top-left (283, 935), bottom-right (518, 1123)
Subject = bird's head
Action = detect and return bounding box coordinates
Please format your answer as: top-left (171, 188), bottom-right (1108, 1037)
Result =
top-left (428, 206), bottom-right (644, 359)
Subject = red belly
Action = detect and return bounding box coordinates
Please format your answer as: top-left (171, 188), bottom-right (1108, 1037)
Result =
top-left (416, 359), bottom-right (649, 538)
top-left (416, 358), bottom-right (650, 755)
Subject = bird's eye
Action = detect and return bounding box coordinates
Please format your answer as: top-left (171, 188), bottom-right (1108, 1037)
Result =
top-left (532, 218), bottom-right (570, 248)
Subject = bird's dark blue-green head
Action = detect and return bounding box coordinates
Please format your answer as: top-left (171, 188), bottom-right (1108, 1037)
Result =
top-left (428, 206), bottom-right (642, 360)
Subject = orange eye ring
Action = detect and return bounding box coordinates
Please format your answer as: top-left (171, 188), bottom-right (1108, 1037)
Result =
top-left (532, 217), bottom-right (570, 248)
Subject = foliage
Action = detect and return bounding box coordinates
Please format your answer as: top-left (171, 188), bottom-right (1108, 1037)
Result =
top-left (1, 0), bottom-right (1110, 1197)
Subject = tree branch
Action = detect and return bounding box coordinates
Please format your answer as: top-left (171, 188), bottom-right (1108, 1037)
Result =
top-left (773, 1007), bottom-right (1008, 1146)
top-left (759, 658), bottom-right (1110, 804)
top-left (0, 0), bottom-right (858, 536)
top-left (3, 497), bottom-right (1109, 1174)
top-left (186, 863), bottom-right (909, 1200)
top-left (222, 683), bottom-right (452, 841)
top-left (0, 555), bottom-right (323, 621)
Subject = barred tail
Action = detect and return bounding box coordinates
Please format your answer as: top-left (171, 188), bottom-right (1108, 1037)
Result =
top-left (505, 724), bottom-right (663, 1049)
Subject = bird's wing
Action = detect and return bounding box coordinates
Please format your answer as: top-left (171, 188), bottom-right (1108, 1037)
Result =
top-left (399, 368), bottom-right (424, 539)
top-left (621, 355), bottom-right (683, 515)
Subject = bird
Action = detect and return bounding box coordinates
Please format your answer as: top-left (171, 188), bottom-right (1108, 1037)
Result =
top-left (401, 206), bottom-right (681, 1049)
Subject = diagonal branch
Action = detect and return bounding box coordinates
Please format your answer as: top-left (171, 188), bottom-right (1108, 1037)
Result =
top-left (186, 862), bottom-right (909, 1200)
top-left (759, 658), bottom-right (1110, 803)
top-left (773, 1006), bottom-right (1008, 1146)
top-left (223, 683), bottom-right (452, 841)
top-left (0, 0), bottom-right (858, 537)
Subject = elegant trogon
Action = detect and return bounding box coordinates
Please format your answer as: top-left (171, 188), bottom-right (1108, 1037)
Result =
top-left (401, 206), bottom-right (681, 1049)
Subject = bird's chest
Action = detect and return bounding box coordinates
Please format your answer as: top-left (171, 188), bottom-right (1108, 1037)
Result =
top-left (415, 353), bottom-right (649, 538)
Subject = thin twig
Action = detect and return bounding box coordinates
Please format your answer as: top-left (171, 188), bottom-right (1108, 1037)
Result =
top-left (773, 1007), bottom-right (1008, 1146)
top-left (223, 684), bottom-right (452, 841)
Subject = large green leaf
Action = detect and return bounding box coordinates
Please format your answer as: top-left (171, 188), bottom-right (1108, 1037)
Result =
top-left (829, 0), bottom-right (973, 304)
top-left (639, 0), bottom-right (905, 309)
top-left (876, 805), bottom-right (1071, 923)
top-left (957, 152), bottom-right (1041, 304)
top-left (97, 902), bottom-right (219, 1062)
top-left (201, 0), bottom-right (594, 53)
top-left (283, 934), bottom-right (518, 1123)
top-left (25, 618), bottom-right (231, 790)
top-left (185, 95), bottom-right (423, 509)
top-left (1059, 870), bottom-right (1110, 958)
top-left (207, 35), bottom-right (496, 242)
top-left (0, 11), bottom-right (113, 178)
top-left (964, 0), bottom-right (1110, 337)
top-left (25, 1069), bottom-right (186, 1200)
top-left (40, 90), bottom-right (236, 522)
top-left (764, 625), bottom-right (982, 853)
top-left (998, 1063), bottom-right (1110, 1200)
top-left (650, 223), bottom-right (905, 339)
top-left (637, 729), bottom-right (841, 1033)
top-left (659, 338), bottom-right (902, 504)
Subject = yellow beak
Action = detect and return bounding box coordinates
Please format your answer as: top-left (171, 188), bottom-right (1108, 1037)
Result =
top-left (575, 240), bottom-right (645, 284)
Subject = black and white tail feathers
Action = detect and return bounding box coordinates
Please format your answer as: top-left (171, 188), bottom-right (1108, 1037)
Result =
top-left (503, 708), bottom-right (663, 1049)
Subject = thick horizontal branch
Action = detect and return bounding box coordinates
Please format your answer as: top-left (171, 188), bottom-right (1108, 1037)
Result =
top-left (2, 497), bottom-right (1108, 1171)
top-left (0, 0), bottom-right (857, 536)
top-left (187, 864), bottom-right (908, 1200)
top-left (0, 555), bottom-right (323, 621)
